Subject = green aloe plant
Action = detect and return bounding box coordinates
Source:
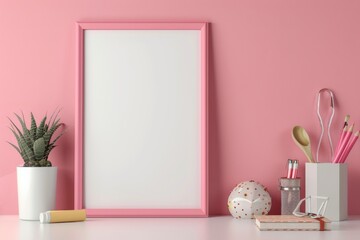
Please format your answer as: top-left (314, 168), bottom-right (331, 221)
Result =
top-left (8, 111), bottom-right (65, 167)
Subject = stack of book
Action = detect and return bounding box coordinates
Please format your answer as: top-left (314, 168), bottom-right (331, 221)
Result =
top-left (255, 215), bottom-right (331, 231)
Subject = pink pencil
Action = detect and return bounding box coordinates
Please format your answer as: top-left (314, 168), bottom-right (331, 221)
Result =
top-left (344, 115), bottom-right (350, 128)
top-left (334, 125), bottom-right (348, 156)
top-left (287, 159), bottom-right (293, 178)
top-left (333, 124), bottom-right (354, 163)
top-left (291, 160), bottom-right (299, 178)
top-left (335, 115), bottom-right (350, 156)
top-left (339, 131), bottom-right (359, 163)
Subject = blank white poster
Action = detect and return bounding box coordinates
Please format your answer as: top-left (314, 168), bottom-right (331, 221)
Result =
top-left (83, 30), bottom-right (201, 209)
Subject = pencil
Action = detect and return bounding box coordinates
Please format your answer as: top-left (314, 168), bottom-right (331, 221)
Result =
top-left (333, 124), bottom-right (354, 163)
top-left (339, 131), bottom-right (359, 163)
top-left (334, 125), bottom-right (348, 157)
top-left (343, 115), bottom-right (350, 128)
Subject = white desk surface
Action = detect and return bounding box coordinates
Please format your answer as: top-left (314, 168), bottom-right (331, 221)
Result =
top-left (0, 215), bottom-right (359, 240)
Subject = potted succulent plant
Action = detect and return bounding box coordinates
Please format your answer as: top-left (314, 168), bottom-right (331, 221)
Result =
top-left (8, 111), bottom-right (64, 220)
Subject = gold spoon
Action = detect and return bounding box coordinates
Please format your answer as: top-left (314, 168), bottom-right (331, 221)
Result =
top-left (292, 126), bottom-right (315, 163)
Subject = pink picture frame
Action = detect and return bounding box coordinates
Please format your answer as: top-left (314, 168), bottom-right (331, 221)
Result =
top-left (75, 22), bottom-right (208, 217)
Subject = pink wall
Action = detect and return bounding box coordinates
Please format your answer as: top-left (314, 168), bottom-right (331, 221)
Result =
top-left (1, 0), bottom-right (360, 215)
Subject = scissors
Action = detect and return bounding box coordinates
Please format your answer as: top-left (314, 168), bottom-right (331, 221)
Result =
top-left (316, 88), bottom-right (335, 163)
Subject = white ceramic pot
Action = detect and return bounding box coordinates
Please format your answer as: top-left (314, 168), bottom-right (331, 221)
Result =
top-left (17, 166), bottom-right (57, 220)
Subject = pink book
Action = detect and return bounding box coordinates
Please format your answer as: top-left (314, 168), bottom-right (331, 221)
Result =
top-left (255, 215), bottom-right (331, 231)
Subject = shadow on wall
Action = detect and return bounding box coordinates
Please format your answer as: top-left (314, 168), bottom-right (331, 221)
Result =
top-left (52, 122), bottom-right (75, 211)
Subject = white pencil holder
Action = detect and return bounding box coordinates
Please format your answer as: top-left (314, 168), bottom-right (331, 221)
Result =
top-left (305, 163), bottom-right (348, 221)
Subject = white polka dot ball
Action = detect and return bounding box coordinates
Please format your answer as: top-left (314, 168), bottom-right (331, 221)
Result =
top-left (228, 180), bottom-right (272, 219)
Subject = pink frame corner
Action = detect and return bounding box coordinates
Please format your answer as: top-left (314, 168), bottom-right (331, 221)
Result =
top-left (75, 22), bottom-right (208, 217)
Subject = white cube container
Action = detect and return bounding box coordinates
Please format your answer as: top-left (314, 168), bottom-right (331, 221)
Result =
top-left (305, 163), bottom-right (347, 221)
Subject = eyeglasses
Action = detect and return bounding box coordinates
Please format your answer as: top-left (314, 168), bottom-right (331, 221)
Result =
top-left (293, 196), bottom-right (329, 218)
